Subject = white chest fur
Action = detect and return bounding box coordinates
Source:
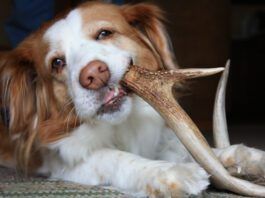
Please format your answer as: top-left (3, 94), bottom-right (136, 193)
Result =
top-left (43, 97), bottom-right (165, 172)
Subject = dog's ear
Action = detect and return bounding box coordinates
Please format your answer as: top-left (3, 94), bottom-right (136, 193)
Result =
top-left (0, 42), bottom-right (48, 170)
top-left (0, 36), bottom-right (55, 129)
top-left (121, 3), bottom-right (178, 70)
top-left (0, 50), bottom-right (37, 133)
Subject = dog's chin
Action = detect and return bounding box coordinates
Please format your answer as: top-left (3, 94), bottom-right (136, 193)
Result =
top-left (74, 83), bottom-right (133, 124)
top-left (96, 96), bottom-right (132, 124)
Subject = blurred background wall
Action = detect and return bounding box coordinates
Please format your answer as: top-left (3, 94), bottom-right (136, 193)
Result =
top-left (0, 0), bottom-right (264, 149)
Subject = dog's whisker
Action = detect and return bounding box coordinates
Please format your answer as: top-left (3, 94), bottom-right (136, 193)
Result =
top-left (64, 106), bottom-right (75, 134)
top-left (74, 109), bottom-right (81, 128)
top-left (60, 99), bottom-right (74, 112)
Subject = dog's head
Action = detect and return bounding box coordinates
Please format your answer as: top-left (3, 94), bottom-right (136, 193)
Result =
top-left (0, 2), bottom-right (177, 165)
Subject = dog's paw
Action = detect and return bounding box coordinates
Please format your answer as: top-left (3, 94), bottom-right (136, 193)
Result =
top-left (144, 163), bottom-right (209, 197)
top-left (239, 146), bottom-right (265, 180)
top-left (218, 144), bottom-right (265, 180)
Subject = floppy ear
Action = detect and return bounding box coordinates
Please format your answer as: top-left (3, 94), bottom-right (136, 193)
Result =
top-left (0, 51), bottom-right (40, 169)
top-left (121, 3), bottom-right (178, 70)
top-left (0, 52), bottom-right (37, 132)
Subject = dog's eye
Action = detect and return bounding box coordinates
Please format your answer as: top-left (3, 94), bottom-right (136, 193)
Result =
top-left (96, 30), bottom-right (113, 40)
top-left (51, 58), bottom-right (66, 73)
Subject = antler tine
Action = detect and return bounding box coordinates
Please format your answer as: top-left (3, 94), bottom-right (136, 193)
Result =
top-left (213, 60), bottom-right (231, 148)
top-left (127, 66), bottom-right (224, 87)
top-left (171, 67), bottom-right (224, 79)
top-left (122, 64), bottom-right (265, 197)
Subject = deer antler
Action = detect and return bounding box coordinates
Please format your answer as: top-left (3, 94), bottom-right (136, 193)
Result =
top-left (213, 60), bottom-right (230, 149)
top-left (121, 64), bottom-right (265, 197)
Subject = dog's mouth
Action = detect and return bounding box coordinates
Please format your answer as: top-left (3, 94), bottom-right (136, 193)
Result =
top-left (97, 84), bottom-right (130, 114)
top-left (97, 59), bottom-right (133, 115)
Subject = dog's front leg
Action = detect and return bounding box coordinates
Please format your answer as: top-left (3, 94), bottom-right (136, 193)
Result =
top-left (52, 149), bottom-right (209, 197)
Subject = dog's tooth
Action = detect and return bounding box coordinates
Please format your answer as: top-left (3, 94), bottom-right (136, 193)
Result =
top-left (114, 86), bottom-right (119, 97)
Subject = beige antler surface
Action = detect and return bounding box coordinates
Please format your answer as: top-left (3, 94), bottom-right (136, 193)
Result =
top-left (121, 65), bottom-right (265, 197)
top-left (213, 60), bottom-right (231, 148)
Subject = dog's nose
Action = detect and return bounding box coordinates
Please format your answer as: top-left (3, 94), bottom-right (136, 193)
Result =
top-left (79, 60), bottom-right (110, 90)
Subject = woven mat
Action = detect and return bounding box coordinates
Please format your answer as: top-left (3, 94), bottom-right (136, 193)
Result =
top-left (0, 166), bottom-right (251, 198)
top-left (0, 166), bottom-right (127, 198)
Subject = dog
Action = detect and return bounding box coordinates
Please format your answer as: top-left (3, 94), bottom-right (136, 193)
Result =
top-left (1, 2), bottom-right (265, 197)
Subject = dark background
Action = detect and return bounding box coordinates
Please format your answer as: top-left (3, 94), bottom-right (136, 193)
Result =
top-left (0, 0), bottom-right (264, 149)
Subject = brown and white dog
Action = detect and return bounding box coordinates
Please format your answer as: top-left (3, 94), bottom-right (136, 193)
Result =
top-left (0, 2), bottom-right (265, 197)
